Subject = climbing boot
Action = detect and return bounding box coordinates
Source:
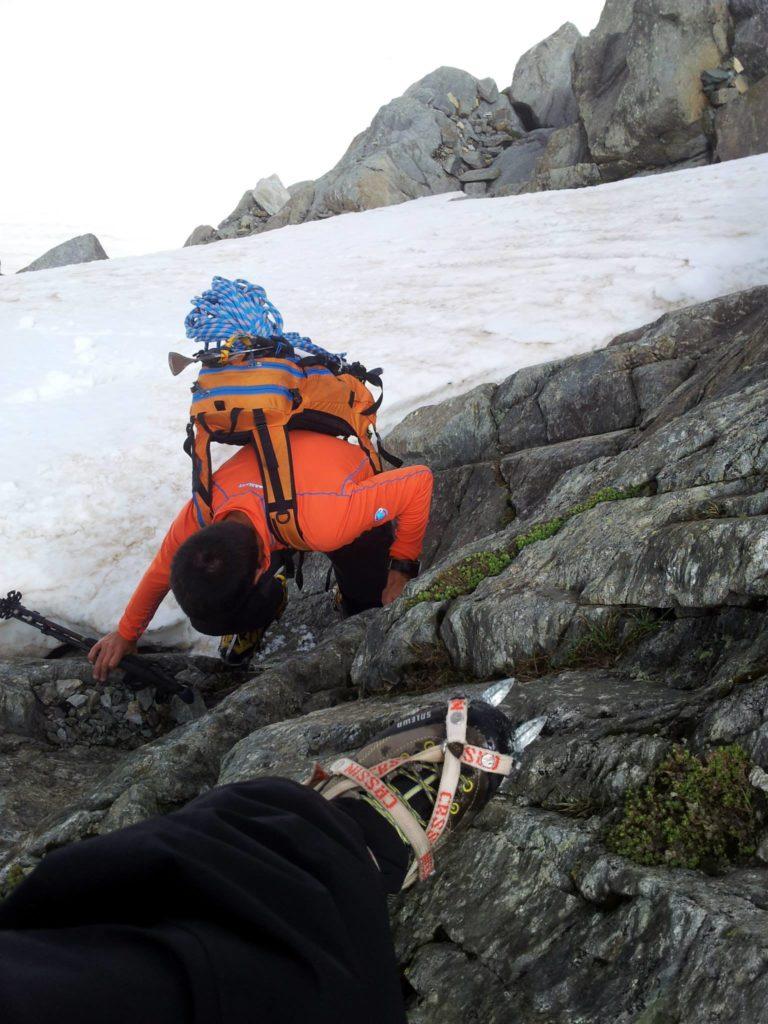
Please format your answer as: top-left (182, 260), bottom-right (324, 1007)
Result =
top-left (307, 697), bottom-right (515, 888)
top-left (218, 573), bottom-right (287, 666)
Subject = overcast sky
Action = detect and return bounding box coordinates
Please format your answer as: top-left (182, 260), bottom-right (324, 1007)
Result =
top-left (1, 0), bottom-right (605, 255)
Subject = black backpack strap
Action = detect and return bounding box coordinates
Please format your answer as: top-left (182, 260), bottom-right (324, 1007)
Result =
top-left (374, 428), bottom-right (403, 469)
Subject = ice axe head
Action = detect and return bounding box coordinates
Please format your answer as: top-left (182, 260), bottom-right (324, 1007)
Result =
top-left (168, 351), bottom-right (197, 376)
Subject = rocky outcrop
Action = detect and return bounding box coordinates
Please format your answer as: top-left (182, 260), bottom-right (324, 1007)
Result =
top-left (184, 224), bottom-right (221, 247)
top-left (573, 0), bottom-right (732, 181)
top-left (186, 68), bottom-right (526, 239)
top-left (731, 0), bottom-right (768, 82)
top-left (184, 0), bottom-right (768, 241)
top-left (273, 68), bottom-right (524, 216)
top-left (487, 121), bottom-right (600, 197)
top-left (3, 286), bottom-right (768, 1019)
top-left (18, 233), bottom-right (108, 273)
top-left (204, 174), bottom-right (292, 243)
top-left (716, 74), bottom-right (768, 160)
top-left (508, 22), bottom-right (582, 129)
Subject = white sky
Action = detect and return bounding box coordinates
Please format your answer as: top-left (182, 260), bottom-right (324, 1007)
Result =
top-left (0, 0), bottom-right (604, 258)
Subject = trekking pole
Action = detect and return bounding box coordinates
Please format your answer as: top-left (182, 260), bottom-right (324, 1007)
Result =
top-left (0, 591), bottom-right (193, 703)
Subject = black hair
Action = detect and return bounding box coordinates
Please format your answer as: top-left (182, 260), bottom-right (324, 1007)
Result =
top-left (170, 521), bottom-right (261, 619)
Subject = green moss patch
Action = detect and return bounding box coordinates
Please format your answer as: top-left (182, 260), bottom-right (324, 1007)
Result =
top-left (409, 550), bottom-right (514, 605)
top-left (607, 744), bottom-right (761, 872)
top-left (407, 484), bottom-right (645, 607)
top-left (0, 863), bottom-right (26, 900)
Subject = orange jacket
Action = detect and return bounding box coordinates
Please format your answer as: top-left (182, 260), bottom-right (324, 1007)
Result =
top-left (118, 431), bottom-right (433, 641)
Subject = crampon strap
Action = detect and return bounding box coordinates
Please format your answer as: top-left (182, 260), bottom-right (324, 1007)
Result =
top-left (311, 698), bottom-right (513, 884)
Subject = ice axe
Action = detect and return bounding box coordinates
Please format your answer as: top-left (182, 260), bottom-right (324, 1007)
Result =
top-left (0, 590), bottom-right (193, 703)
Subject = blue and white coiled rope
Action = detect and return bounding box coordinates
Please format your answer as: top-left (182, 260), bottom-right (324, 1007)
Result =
top-left (184, 276), bottom-right (345, 366)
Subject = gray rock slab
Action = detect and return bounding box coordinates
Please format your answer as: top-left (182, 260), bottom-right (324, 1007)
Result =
top-left (385, 383), bottom-right (500, 470)
top-left (573, 0), bottom-right (731, 180)
top-left (458, 166), bottom-right (499, 182)
top-left (421, 461), bottom-right (511, 568)
top-left (731, 0), bottom-right (768, 82)
top-left (487, 128), bottom-right (556, 196)
top-left (509, 22), bottom-right (582, 128)
top-left (715, 74), bottom-right (768, 161)
top-left (183, 224), bottom-right (221, 247)
top-left (18, 234), bottom-right (108, 273)
top-left (501, 431), bottom-right (634, 520)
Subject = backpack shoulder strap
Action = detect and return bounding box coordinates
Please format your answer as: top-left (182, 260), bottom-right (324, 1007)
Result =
top-left (250, 412), bottom-right (305, 549)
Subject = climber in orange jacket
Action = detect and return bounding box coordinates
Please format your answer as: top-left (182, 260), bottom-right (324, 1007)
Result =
top-left (89, 430), bottom-right (433, 680)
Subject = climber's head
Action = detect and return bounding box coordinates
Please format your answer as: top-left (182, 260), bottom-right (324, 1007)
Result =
top-left (170, 520), bottom-right (265, 635)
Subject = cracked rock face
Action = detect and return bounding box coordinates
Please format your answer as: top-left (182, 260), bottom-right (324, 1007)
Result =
top-left (3, 286), bottom-right (768, 1020)
top-left (573, 0), bottom-right (732, 180)
top-left (508, 21), bottom-right (582, 129)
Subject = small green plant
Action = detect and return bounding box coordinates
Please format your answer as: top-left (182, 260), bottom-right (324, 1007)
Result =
top-left (407, 484), bottom-right (645, 608)
top-left (557, 611), bottom-right (662, 671)
top-left (607, 744), bottom-right (761, 872)
top-left (0, 863), bottom-right (26, 900)
top-left (407, 549), bottom-right (513, 605)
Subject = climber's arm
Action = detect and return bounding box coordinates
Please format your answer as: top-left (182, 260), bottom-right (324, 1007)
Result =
top-left (88, 502), bottom-right (200, 681)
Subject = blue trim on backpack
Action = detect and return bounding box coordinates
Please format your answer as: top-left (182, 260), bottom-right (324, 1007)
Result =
top-left (191, 384), bottom-right (296, 404)
top-left (198, 360), bottom-right (305, 378)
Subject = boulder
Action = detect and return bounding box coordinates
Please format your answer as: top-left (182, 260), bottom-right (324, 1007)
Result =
top-left (385, 383), bottom-right (500, 471)
top-left (715, 74), bottom-right (768, 160)
top-left (18, 234), bottom-right (108, 273)
top-left (508, 22), bottom-right (582, 129)
top-left (516, 123), bottom-right (601, 194)
top-left (252, 174), bottom-right (291, 216)
top-left (300, 95), bottom-right (458, 220)
top-left (731, 0), bottom-right (768, 82)
top-left (572, 0), bottom-right (732, 181)
top-left (213, 174), bottom-right (290, 239)
top-left (264, 181), bottom-right (316, 232)
top-left (487, 128), bottom-right (556, 196)
top-left (405, 66), bottom-right (481, 117)
top-left (183, 224), bottom-right (221, 247)
top-left (300, 69), bottom-right (498, 222)
top-left (524, 163), bottom-right (601, 193)
top-left (535, 122), bottom-right (590, 172)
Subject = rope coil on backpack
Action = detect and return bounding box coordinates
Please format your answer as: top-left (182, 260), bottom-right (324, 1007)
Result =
top-left (185, 277), bottom-right (346, 370)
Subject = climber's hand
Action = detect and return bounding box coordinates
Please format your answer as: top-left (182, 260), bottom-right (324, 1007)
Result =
top-left (382, 569), bottom-right (410, 606)
top-left (88, 631), bottom-right (137, 683)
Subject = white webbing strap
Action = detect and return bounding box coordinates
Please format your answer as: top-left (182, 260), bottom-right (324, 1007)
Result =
top-left (422, 698), bottom-right (468, 860)
top-left (461, 744), bottom-right (513, 775)
top-left (313, 698), bottom-right (514, 885)
top-left (325, 756), bottom-right (434, 878)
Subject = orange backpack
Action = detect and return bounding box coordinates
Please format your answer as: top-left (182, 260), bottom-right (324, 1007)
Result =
top-left (173, 334), bottom-right (395, 549)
